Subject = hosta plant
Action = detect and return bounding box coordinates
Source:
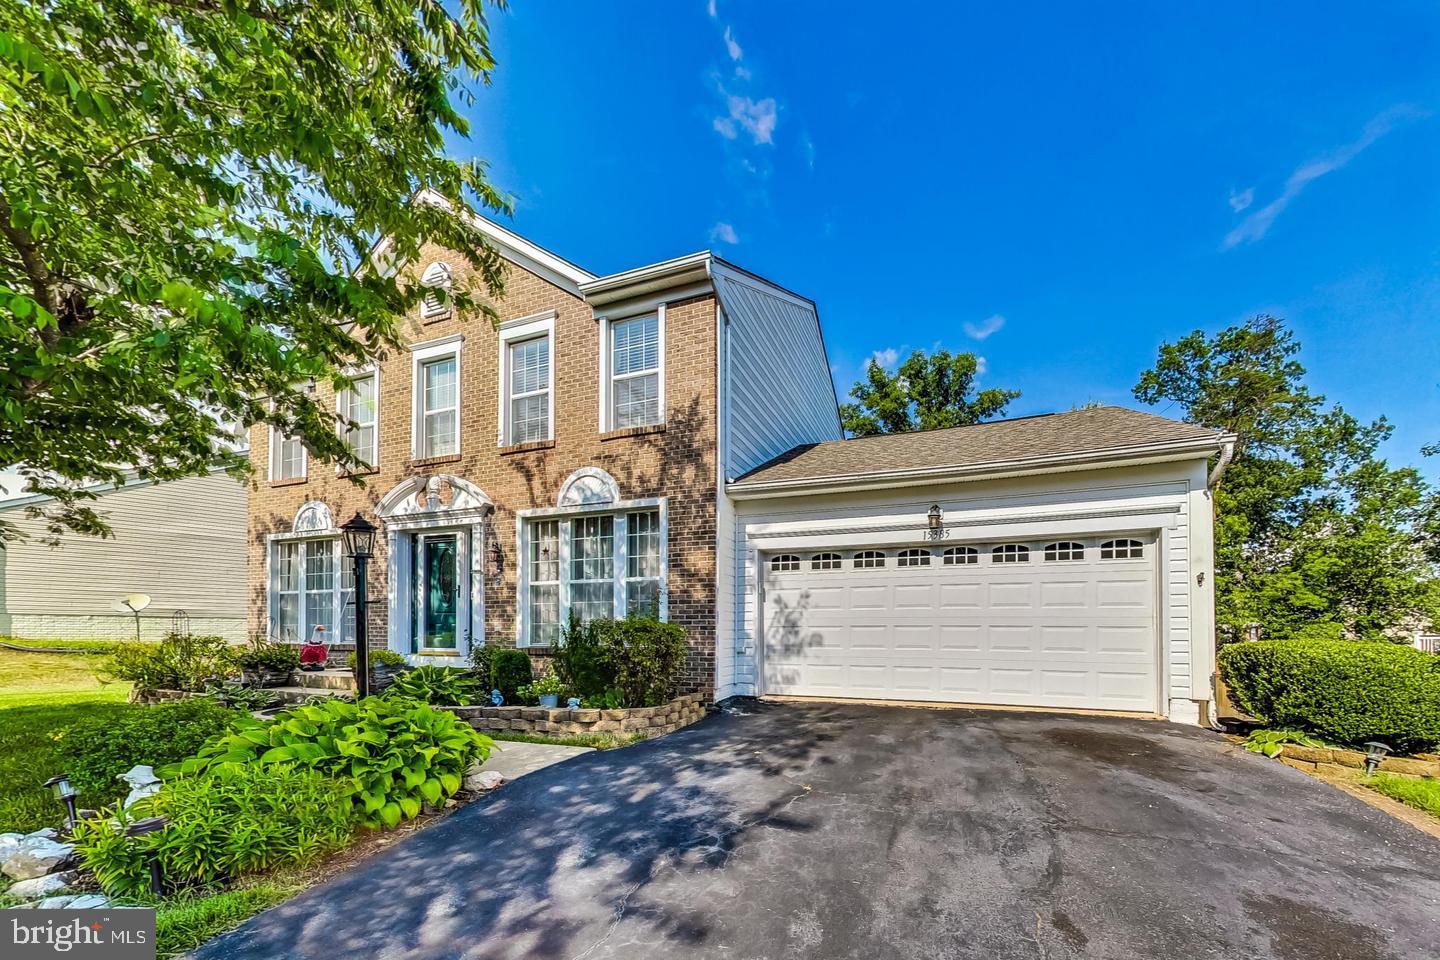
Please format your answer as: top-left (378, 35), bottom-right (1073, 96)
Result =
top-left (383, 665), bottom-right (483, 706)
top-left (160, 697), bottom-right (491, 829)
top-left (1244, 728), bottom-right (1327, 759)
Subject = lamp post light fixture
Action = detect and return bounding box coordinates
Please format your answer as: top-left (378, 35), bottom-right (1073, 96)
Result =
top-left (43, 774), bottom-right (79, 831)
top-left (124, 815), bottom-right (170, 897)
top-left (341, 512), bottom-right (378, 701)
top-left (925, 503), bottom-right (947, 541)
top-left (1363, 742), bottom-right (1392, 776)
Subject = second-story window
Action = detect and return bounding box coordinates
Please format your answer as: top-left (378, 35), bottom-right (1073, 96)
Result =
top-left (338, 371), bottom-right (377, 468)
top-left (411, 336), bottom-right (462, 460)
top-left (610, 313), bottom-right (661, 429)
top-left (271, 428), bottom-right (305, 482)
top-left (507, 336), bottom-right (550, 443)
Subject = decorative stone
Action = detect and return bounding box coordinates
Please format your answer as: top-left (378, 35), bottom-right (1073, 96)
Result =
top-left (3, 837), bottom-right (77, 881)
top-left (121, 764), bottom-right (161, 809)
top-left (574, 709), bottom-right (600, 722)
top-left (0, 833), bottom-right (23, 866)
top-left (37, 894), bottom-right (110, 910)
top-left (24, 828), bottom-right (59, 842)
top-left (7, 872), bottom-right (75, 899)
top-left (464, 770), bottom-right (505, 792)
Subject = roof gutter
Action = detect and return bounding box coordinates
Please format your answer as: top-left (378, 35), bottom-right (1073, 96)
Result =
top-left (726, 434), bottom-right (1234, 500)
top-left (579, 252), bottom-right (713, 307)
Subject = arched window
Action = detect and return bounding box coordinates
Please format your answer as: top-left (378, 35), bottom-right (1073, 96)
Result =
top-left (992, 544), bottom-right (1030, 563)
top-left (942, 546), bottom-right (978, 565)
top-left (896, 548), bottom-right (931, 567)
top-left (1044, 541), bottom-right (1085, 562)
top-left (769, 554), bottom-right (800, 573)
top-left (419, 262), bottom-right (452, 319)
top-left (810, 552), bottom-right (842, 571)
top-left (1100, 538), bottom-right (1144, 560)
top-left (853, 550), bottom-right (886, 569)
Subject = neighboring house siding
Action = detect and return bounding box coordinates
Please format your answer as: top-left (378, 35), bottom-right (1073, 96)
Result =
top-left (714, 264), bottom-right (841, 482)
top-left (723, 461), bottom-right (1215, 720)
top-left (0, 473), bottom-right (249, 641)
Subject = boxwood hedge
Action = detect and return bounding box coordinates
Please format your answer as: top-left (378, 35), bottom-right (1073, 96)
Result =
top-left (1219, 639), bottom-right (1440, 752)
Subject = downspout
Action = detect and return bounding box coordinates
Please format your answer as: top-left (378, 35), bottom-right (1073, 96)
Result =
top-left (1205, 436), bottom-right (1237, 731)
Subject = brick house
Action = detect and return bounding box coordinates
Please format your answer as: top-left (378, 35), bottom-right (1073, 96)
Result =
top-left (250, 197), bottom-right (1231, 722)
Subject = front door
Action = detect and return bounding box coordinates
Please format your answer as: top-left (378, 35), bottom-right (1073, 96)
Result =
top-left (414, 532), bottom-right (461, 655)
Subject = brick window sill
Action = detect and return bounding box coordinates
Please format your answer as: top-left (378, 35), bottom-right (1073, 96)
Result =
top-left (268, 476), bottom-right (308, 488)
top-left (599, 423), bottom-right (666, 442)
top-left (408, 454), bottom-right (462, 469)
top-left (498, 439), bottom-right (556, 456)
top-left (339, 467), bottom-right (379, 479)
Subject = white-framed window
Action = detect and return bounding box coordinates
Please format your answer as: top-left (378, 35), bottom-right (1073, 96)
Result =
top-left (854, 550), bottom-right (886, 569)
top-left (897, 548), bottom-right (931, 567)
top-left (1100, 538), bottom-right (1144, 560)
top-left (943, 546), bottom-right (979, 565)
top-left (518, 503), bottom-right (667, 646)
top-left (270, 538), bottom-right (346, 643)
top-left (270, 428), bottom-right (306, 482)
top-left (770, 554), bottom-right (801, 573)
top-left (1044, 541), bottom-right (1086, 562)
top-left (498, 312), bottom-right (555, 445)
top-left (603, 310), bottom-right (663, 430)
top-left (992, 544), bottom-right (1030, 563)
top-left (338, 369), bottom-right (378, 468)
top-left (811, 552), bottom-right (842, 571)
top-left (419, 262), bottom-right (452, 320)
top-left (411, 336), bottom-right (462, 459)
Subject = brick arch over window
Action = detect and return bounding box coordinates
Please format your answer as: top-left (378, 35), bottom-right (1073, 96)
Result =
top-left (376, 474), bottom-right (494, 521)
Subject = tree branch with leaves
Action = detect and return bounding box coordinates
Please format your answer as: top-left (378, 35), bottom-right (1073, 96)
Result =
top-left (840, 349), bottom-right (1019, 438)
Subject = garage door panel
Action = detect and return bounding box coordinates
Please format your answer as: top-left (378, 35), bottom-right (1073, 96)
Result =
top-left (939, 624), bottom-right (983, 652)
top-left (988, 624), bottom-right (1037, 653)
top-left (1039, 624), bottom-right (1090, 654)
top-left (989, 668), bottom-right (1036, 696)
top-left (893, 624), bottom-right (935, 651)
top-left (939, 582), bottom-right (984, 609)
top-left (988, 582), bottom-right (1034, 608)
top-left (1039, 579), bottom-right (1090, 609)
top-left (849, 586), bottom-right (890, 610)
top-left (892, 584), bottom-right (934, 609)
top-left (1096, 579), bottom-right (1150, 608)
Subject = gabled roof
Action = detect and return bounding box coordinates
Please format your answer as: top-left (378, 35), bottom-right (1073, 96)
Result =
top-left (729, 406), bottom-right (1229, 495)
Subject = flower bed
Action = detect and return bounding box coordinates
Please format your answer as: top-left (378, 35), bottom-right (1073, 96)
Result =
top-left (445, 692), bottom-right (707, 737)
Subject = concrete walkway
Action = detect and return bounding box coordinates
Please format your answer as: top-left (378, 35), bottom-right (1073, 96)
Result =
top-left (472, 739), bottom-right (593, 781)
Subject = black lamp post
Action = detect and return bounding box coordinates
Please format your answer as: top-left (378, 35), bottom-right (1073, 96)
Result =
top-left (43, 774), bottom-right (78, 831)
top-left (341, 512), bottom-right (378, 700)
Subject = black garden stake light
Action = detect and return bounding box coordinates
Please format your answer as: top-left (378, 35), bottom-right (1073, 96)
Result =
top-left (341, 512), bottom-right (378, 700)
top-left (124, 815), bottom-right (170, 897)
top-left (43, 774), bottom-right (78, 831)
top-left (1363, 742), bottom-right (1392, 776)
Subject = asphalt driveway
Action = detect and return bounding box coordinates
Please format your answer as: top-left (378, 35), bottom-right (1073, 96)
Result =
top-left (194, 701), bottom-right (1440, 960)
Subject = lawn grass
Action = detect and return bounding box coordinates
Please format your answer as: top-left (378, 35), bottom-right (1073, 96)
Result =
top-left (0, 637), bottom-right (128, 655)
top-left (1365, 773), bottom-right (1440, 819)
top-left (0, 648), bottom-right (132, 833)
top-left (490, 730), bottom-right (644, 751)
top-left (154, 881), bottom-right (303, 959)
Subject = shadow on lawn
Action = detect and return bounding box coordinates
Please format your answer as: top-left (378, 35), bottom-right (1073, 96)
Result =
top-left (194, 701), bottom-right (856, 960)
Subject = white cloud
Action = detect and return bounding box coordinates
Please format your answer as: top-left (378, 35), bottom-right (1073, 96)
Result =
top-left (963, 313), bottom-right (1006, 340)
top-left (709, 222), bottom-right (739, 245)
top-left (975, 355), bottom-right (988, 375)
top-left (707, 0), bottom-right (717, 18)
top-left (871, 347), bottom-right (899, 369)
top-left (1224, 104), bottom-right (1422, 249)
top-left (723, 26), bottom-right (743, 61)
top-left (1228, 187), bottom-right (1254, 213)
top-left (733, 64), bottom-right (752, 80)
top-left (715, 95), bottom-right (776, 145)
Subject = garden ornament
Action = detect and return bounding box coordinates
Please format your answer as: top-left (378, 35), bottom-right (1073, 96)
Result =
top-left (120, 765), bottom-right (161, 809)
top-left (490, 689), bottom-right (504, 707)
top-left (567, 697), bottom-right (582, 710)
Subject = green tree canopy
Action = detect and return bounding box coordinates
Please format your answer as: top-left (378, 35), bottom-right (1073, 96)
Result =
top-left (1134, 315), bottom-right (1440, 640)
top-left (840, 349), bottom-right (1019, 438)
top-left (0, 0), bottom-right (510, 540)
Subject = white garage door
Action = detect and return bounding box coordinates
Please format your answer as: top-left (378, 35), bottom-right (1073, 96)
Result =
top-left (761, 535), bottom-right (1158, 712)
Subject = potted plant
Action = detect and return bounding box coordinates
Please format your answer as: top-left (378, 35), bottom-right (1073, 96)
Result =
top-left (229, 639), bottom-right (301, 688)
top-left (348, 648), bottom-right (408, 692)
top-left (518, 667), bottom-right (567, 709)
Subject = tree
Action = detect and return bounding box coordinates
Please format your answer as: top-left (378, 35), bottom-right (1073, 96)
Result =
top-left (1134, 315), bottom-right (1440, 640)
top-left (840, 349), bottom-right (1019, 437)
top-left (0, 0), bottom-right (511, 541)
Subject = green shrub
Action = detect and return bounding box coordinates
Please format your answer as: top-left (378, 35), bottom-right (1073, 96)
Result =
top-left (346, 648), bottom-right (407, 670)
top-left (1220, 639), bottom-right (1440, 752)
top-left (73, 765), bottom-right (353, 896)
top-left (489, 648), bottom-right (533, 703)
top-left (54, 699), bottom-right (241, 800)
top-left (161, 696), bottom-right (491, 828)
top-left (101, 634), bottom-right (232, 692)
top-left (554, 615), bottom-right (617, 701)
top-left (226, 640), bottom-right (299, 673)
top-left (594, 613), bottom-right (689, 707)
top-left (383, 665), bottom-right (482, 706)
top-left (468, 644), bottom-right (493, 688)
top-left (516, 667), bottom-right (566, 703)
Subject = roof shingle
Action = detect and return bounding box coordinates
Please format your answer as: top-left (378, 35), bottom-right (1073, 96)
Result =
top-left (732, 406), bottom-right (1222, 487)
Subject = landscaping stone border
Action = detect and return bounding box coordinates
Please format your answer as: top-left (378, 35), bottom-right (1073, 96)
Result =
top-left (445, 692), bottom-right (708, 738)
top-left (1272, 743), bottom-right (1440, 779)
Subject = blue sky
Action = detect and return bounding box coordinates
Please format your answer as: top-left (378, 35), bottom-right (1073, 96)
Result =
top-left (459, 2), bottom-right (1440, 477)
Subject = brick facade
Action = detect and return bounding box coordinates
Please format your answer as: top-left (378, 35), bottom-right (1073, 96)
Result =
top-left (247, 242), bottom-right (719, 696)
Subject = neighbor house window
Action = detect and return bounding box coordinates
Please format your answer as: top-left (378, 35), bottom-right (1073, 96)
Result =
top-left (270, 429), bottom-right (305, 481)
top-left (507, 336), bottom-right (550, 444)
top-left (520, 507), bottom-right (666, 645)
top-left (609, 313), bottom-right (661, 428)
top-left (897, 549), bottom-right (931, 567)
top-left (992, 544), bottom-right (1030, 563)
top-left (411, 337), bottom-right (462, 459)
top-left (811, 552), bottom-right (842, 571)
top-left (271, 539), bottom-right (344, 643)
top-left (338, 371), bottom-right (378, 468)
top-left (419, 262), bottom-right (452, 320)
top-left (854, 550), bottom-right (886, 569)
top-left (1100, 539), bottom-right (1144, 560)
top-left (943, 546), bottom-right (978, 565)
top-left (1044, 542), bottom-right (1085, 562)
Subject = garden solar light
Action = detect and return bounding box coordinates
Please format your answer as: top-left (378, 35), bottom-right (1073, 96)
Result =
top-left (124, 815), bottom-right (170, 897)
top-left (44, 774), bottom-right (79, 830)
top-left (1363, 742), bottom-right (1392, 776)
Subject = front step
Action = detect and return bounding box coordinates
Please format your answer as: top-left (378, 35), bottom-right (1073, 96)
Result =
top-left (266, 684), bottom-right (353, 706)
top-left (290, 668), bottom-right (356, 691)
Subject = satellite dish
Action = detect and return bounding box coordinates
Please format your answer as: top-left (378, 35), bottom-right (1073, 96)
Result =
top-left (114, 594), bottom-right (152, 614)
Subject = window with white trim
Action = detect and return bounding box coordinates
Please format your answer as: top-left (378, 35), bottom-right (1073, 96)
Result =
top-left (506, 336), bottom-right (550, 444)
top-left (811, 552), bottom-right (842, 571)
top-left (992, 544), bottom-right (1030, 563)
top-left (419, 262), bottom-right (452, 320)
top-left (528, 520), bottom-right (560, 646)
top-left (854, 550), bottom-right (886, 569)
top-left (569, 515), bottom-right (615, 623)
top-left (943, 546), bottom-right (978, 565)
top-left (625, 510), bottom-right (662, 614)
top-left (1044, 541), bottom-right (1085, 562)
top-left (610, 314), bottom-right (661, 428)
top-left (271, 430), bottom-right (305, 481)
top-left (897, 548), bottom-right (931, 567)
top-left (418, 353), bottom-right (458, 458)
top-left (769, 554), bottom-right (800, 573)
top-left (271, 538), bottom-right (346, 643)
top-left (1100, 538), bottom-right (1144, 560)
top-left (338, 372), bottom-right (377, 467)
